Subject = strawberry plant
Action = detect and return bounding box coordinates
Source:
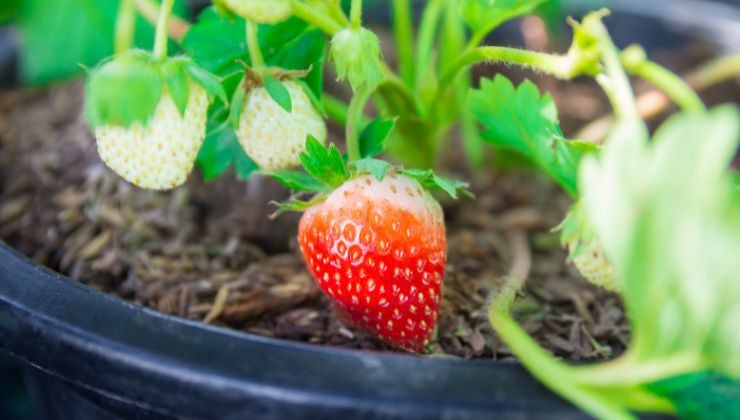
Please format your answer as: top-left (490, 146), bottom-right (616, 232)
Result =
top-left (16, 0), bottom-right (737, 417)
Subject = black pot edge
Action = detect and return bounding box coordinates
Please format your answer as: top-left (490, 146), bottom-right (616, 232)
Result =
top-left (0, 243), bottom-right (585, 419)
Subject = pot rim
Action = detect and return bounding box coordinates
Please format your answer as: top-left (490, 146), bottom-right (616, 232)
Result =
top-left (0, 243), bottom-right (581, 418)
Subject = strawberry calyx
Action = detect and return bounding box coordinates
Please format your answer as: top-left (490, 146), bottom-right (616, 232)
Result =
top-left (85, 50), bottom-right (226, 130)
top-left (268, 137), bottom-right (471, 217)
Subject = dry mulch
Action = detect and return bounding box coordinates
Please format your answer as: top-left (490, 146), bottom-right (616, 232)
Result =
top-left (0, 82), bottom-right (632, 361)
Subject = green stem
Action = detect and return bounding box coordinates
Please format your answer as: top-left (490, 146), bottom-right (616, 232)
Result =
top-left (591, 18), bottom-right (640, 123)
top-left (327, 1), bottom-right (349, 27)
top-left (691, 53), bottom-right (740, 87)
top-left (152, 0), bottom-right (175, 60)
top-left (573, 352), bottom-right (703, 387)
top-left (439, 46), bottom-right (574, 88)
top-left (392, 0), bottom-right (415, 85)
top-left (429, 46), bottom-right (573, 121)
top-left (489, 285), bottom-right (634, 420)
top-left (622, 45), bottom-right (705, 113)
top-left (350, 0), bottom-right (363, 29)
top-left (115, 0), bottom-right (136, 56)
top-left (245, 20), bottom-right (265, 68)
top-left (414, 0), bottom-right (444, 90)
top-left (290, 0), bottom-right (343, 35)
top-left (346, 85), bottom-right (373, 162)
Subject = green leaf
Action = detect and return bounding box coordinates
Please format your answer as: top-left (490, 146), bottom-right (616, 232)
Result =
top-left (461, 0), bottom-right (546, 33)
top-left (266, 27), bottom-right (325, 99)
top-left (263, 75), bottom-right (292, 112)
top-left (0, 0), bottom-right (20, 23)
top-left (196, 124), bottom-right (258, 181)
top-left (162, 59), bottom-right (191, 117)
top-left (17, 0), bottom-right (188, 85)
top-left (185, 61), bottom-right (228, 105)
top-left (400, 169), bottom-right (471, 199)
top-left (299, 136), bottom-right (350, 188)
top-left (353, 158), bottom-right (392, 181)
top-left (469, 75), bottom-right (599, 196)
top-left (183, 9), bottom-right (322, 98)
top-left (182, 8), bottom-right (247, 75)
top-left (359, 117), bottom-right (396, 158)
top-left (581, 106), bottom-right (740, 378)
top-left (268, 170), bottom-right (327, 192)
top-left (647, 371), bottom-right (740, 418)
top-left (84, 54), bottom-right (162, 128)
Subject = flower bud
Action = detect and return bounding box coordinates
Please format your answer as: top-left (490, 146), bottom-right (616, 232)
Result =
top-left (330, 27), bottom-right (383, 92)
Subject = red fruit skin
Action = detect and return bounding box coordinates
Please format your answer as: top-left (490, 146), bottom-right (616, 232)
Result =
top-left (298, 174), bottom-right (447, 352)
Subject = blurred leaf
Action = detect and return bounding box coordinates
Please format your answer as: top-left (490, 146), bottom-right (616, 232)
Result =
top-left (17, 0), bottom-right (188, 85)
top-left (0, 0), bottom-right (20, 23)
top-left (469, 75), bottom-right (599, 196)
top-left (84, 53), bottom-right (162, 128)
top-left (648, 371), bottom-right (740, 418)
top-left (461, 0), bottom-right (546, 33)
top-left (581, 106), bottom-right (740, 377)
top-left (196, 124), bottom-right (258, 180)
top-left (183, 9), bottom-right (324, 97)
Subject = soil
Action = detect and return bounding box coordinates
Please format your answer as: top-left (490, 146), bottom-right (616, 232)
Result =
top-left (0, 44), bottom-right (737, 361)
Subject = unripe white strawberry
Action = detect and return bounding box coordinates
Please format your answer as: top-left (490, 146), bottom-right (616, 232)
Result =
top-left (95, 84), bottom-right (208, 190)
top-left (236, 81), bottom-right (327, 170)
top-left (567, 239), bottom-right (618, 292)
top-left (219, 0), bottom-right (292, 24)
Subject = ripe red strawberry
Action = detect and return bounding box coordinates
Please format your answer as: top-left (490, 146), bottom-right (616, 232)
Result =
top-left (298, 174), bottom-right (447, 352)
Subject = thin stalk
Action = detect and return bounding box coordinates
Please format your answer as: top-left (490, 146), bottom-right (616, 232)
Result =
top-left (577, 53), bottom-right (740, 142)
top-left (690, 53), bottom-right (740, 87)
top-left (346, 85), bottom-right (373, 162)
top-left (414, 0), bottom-right (445, 90)
top-left (115, 0), bottom-right (136, 55)
top-left (429, 46), bottom-right (573, 120)
top-left (132, 0), bottom-right (190, 41)
top-left (622, 46), bottom-right (705, 113)
top-left (350, 0), bottom-right (363, 29)
top-left (489, 286), bottom-right (634, 420)
top-left (245, 20), bottom-right (265, 68)
top-left (592, 19), bottom-right (640, 123)
top-left (439, 46), bottom-right (574, 88)
top-left (152, 0), bottom-right (175, 60)
top-left (291, 0), bottom-right (343, 35)
top-left (392, 0), bottom-right (415, 85)
top-left (327, 1), bottom-right (349, 27)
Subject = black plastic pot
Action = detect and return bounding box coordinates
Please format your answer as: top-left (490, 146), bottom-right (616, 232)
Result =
top-left (0, 244), bottom-right (587, 419)
top-left (1, 2), bottom-right (738, 419)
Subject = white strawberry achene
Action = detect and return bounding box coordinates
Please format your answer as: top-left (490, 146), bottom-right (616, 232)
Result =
top-left (237, 81), bottom-right (327, 170)
top-left (95, 84), bottom-right (208, 190)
